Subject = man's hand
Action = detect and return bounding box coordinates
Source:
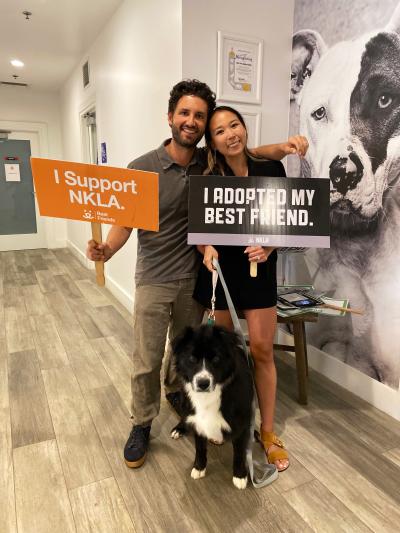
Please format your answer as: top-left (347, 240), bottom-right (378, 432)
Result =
top-left (280, 135), bottom-right (309, 157)
top-left (86, 240), bottom-right (114, 262)
top-left (86, 226), bottom-right (132, 263)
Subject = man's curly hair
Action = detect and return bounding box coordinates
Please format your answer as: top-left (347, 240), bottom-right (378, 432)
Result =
top-left (168, 79), bottom-right (216, 118)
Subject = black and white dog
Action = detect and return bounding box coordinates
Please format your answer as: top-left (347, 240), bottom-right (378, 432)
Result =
top-left (290, 4), bottom-right (400, 385)
top-left (171, 325), bottom-right (254, 489)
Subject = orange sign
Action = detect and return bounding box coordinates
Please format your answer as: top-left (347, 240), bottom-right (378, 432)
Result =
top-left (30, 158), bottom-right (158, 231)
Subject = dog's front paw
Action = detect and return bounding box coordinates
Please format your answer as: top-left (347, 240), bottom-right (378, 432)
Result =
top-left (170, 422), bottom-right (186, 440)
top-left (191, 467), bottom-right (206, 479)
top-left (170, 428), bottom-right (182, 440)
top-left (233, 476), bottom-right (248, 490)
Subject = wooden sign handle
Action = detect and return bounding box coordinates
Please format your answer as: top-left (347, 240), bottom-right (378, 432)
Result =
top-left (91, 222), bottom-right (105, 287)
top-left (250, 262), bottom-right (257, 278)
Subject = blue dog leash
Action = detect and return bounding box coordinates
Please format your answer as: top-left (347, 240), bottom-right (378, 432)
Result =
top-left (210, 258), bottom-right (278, 488)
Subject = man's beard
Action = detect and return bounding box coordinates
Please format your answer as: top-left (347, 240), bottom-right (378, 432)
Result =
top-left (171, 124), bottom-right (203, 148)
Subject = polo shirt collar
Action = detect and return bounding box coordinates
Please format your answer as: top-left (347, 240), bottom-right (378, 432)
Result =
top-left (157, 139), bottom-right (201, 171)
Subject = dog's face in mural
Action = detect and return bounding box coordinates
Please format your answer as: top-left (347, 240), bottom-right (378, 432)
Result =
top-left (291, 4), bottom-right (400, 387)
top-left (294, 8), bottom-right (400, 237)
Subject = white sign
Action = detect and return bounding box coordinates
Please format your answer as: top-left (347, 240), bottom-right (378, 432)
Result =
top-left (5, 163), bottom-right (21, 182)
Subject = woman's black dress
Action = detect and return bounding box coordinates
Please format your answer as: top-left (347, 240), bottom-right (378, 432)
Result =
top-left (193, 157), bottom-right (286, 310)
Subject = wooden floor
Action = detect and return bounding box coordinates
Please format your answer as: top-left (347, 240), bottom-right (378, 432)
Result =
top-left (1, 248), bottom-right (400, 532)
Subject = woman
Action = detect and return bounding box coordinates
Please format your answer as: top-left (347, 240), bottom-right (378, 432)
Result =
top-left (193, 106), bottom-right (289, 471)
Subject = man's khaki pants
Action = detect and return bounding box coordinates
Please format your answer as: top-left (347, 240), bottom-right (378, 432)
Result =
top-left (131, 278), bottom-right (204, 426)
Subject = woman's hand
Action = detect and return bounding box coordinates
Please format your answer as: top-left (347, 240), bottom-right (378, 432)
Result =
top-left (202, 245), bottom-right (219, 272)
top-left (244, 246), bottom-right (275, 263)
top-left (250, 136), bottom-right (309, 160)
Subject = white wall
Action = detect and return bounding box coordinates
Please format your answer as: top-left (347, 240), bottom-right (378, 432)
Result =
top-left (0, 86), bottom-right (66, 247)
top-left (60, 0), bottom-right (182, 309)
top-left (182, 0), bottom-right (295, 145)
top-left (0, 86), bottom-right (62, 158)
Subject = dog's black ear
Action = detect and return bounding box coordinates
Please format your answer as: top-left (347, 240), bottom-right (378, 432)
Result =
top-left (171, 326), bottom-right (194, 354)
top-left (216, 326), bottom-right (249, 363)
top-left (215, 326), bottom-right (241, 350)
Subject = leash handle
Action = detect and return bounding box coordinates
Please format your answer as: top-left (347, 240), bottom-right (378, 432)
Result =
top-left (211, 258), bottom-right (278, 488)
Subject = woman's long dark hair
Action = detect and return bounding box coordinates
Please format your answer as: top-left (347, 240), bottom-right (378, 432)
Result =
top-left (203, 105), bottom-right (251, 175)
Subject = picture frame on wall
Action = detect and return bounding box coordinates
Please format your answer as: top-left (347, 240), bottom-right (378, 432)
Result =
top-left (216, 31), bottom-right (263, 104)
top-left (234, 107), bottom-right (261, 148)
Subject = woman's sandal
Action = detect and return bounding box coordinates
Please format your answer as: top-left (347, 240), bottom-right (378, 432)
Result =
top-left (258, 428), bottom-right (290, 472)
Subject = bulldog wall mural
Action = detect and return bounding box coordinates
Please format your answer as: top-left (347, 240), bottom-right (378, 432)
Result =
top-left (289, 0), bottom-right (400, 388)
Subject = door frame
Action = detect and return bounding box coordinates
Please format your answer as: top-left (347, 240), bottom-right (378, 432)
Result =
top-left (0, 119), bottom-right (64, 249)
top-left (63, 100), bottom-right (98, 268)
top-left (78, 102), bottom-right (100, 270)
top-left (0, 120), bottom-right (49, 157)
top-left (80, 101), bottom-right (97, 165)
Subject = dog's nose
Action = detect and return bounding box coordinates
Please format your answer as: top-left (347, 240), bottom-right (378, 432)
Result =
top-left (196, 378), bottom-right (211, 391)
top-left (329, 152), bottom-right (364, 195)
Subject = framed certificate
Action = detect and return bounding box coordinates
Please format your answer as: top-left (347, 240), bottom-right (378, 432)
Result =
top-left (217, 31), bottom-right (263, 104)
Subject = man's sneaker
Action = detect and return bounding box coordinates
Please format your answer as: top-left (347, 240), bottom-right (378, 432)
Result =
top-left (124, 425), bottom-right (151, 468)
top-left (166, 391), bottom-right (185, 418)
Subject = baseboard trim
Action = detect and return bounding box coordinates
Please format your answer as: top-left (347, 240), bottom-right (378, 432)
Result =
top-left (103, 274), bottom-right (134, 313)
top-left (66, 240), bottom-right (134, 313)
top-left (67, 239), bottom-right (93, 269)
top-left (276, 328), bottom-right (400, 422)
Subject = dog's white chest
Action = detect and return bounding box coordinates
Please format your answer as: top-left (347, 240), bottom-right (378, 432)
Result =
top-left (186, 385), bottom-right (231, 441)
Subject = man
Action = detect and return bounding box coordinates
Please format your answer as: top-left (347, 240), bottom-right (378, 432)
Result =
top-left (86, 79), bottom-right (308, 468)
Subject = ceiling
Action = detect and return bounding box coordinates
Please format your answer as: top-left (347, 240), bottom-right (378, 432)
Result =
top-left (0, 0), bottom-right (124, 91)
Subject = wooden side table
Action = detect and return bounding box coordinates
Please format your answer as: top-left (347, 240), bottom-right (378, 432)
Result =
top-left (274, 312), bottom-right (318, 405)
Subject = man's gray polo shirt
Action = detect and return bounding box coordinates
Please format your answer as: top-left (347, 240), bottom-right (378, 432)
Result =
top-left (128, 140), bottom-right (206, 284)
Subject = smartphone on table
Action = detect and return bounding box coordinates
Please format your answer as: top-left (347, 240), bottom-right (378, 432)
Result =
top-left (278, 292), bottom-right (322, 308)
